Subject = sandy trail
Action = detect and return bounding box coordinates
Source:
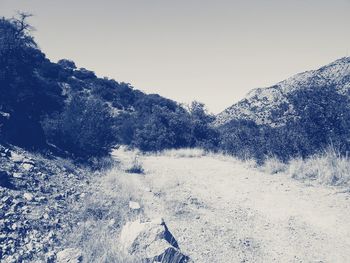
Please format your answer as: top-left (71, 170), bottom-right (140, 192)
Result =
top-left (117, 152), bottom-right (350, 262)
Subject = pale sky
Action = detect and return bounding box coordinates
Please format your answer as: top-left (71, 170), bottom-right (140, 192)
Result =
top-left (1, 0), bottom-right (350, 113)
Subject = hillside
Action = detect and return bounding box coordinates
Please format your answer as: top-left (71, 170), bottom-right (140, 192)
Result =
top-left (215, 57), bottom-right (350, 127)
top-left (1, 15), bottom-right (217, 157)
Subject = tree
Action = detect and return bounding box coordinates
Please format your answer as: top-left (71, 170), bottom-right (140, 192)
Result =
top-left (0, 14), bottom-right (63, 148)
top-left (188, 101), bottom-right (219, 148)
top-left (43, 96), bottom-right (116, 158)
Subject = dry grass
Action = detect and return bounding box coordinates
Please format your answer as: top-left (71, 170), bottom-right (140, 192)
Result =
top-left (63, 164), bottom-right (144, 262)
top-left (161, 148), bottom-right (207, 158)
top-left (261, 157), bottom-right (287, 174)
top-left (261, 148), bottom-right (350, 188)
top-left (287, 149), bottom-right (350, 187)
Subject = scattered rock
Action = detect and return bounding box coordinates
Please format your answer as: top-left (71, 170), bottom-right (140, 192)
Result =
top-left (119, 218), bottom-right (189, 263)
top-left (129, 201), bottom-right (141, 210)
top-left (108, 219), bottom-right (116, 227)
top-left (56, 248), bottom-right (82, 263)
top-left (43, 213), bottom-right (50, 220)
top-left (23, 193), bottom-right (34, 201)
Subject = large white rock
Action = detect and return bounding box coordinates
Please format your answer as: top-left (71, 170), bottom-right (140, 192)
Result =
top-left (22, 163), bottom-right (34, 171)
top-left (10, 152), bottom-right (25, 163)
top-left (23, 193), bottom-right (34, 201)
top-left (56, 248), bottom-right (82, 263)
top-left (129, 201), bottom-right (141, 210)
top-left (119, 218), bottom-right (189, 263)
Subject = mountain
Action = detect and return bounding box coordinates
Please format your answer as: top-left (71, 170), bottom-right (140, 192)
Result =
top-left (215, 57), bottom-right (350, 127)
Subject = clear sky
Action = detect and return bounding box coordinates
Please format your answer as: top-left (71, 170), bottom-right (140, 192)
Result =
top-left (1, 0), bottom-right (350, 113)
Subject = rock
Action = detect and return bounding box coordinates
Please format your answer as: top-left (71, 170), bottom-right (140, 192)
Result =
top-left (108, 219), bottom-right (116, 227)
top-left (10, 152), bottom-right (25, 163)
top-left (2, 196), bottom-right (13, 205)
top-left (119, 218), bottom-right (189, 263)
top-left (0, 147), bottom-right (10, 157)
top-left (22, 163), bottom-right (34, 171)
top-left (23, 193), bottom-right (34, 201)
top-left (129, 201), bottom-right (141, 210)
top-left (12, 172), bottom-right (23, 179)
top-left (43, 213), bottom-right (50, 220)
top-left (56, 248), bottom-right (82, 263)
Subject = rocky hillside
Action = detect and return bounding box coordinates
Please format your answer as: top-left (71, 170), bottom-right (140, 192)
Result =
top-left (215, 57), bottom-right (350, 127)
top-left (0, 144), bottom-right (191, 263)
top-left (0, 144), bottom-right (92, 262)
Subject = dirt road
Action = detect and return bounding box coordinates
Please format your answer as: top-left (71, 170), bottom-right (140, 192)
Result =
top-left (122, 152), bottom-right (350, 263)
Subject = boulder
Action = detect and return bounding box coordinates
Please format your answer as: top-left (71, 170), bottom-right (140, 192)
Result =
top-left (23, 193), bottom-right (34, 201)
top-left (22, 163), bottom-right (34, 171)
top-left (119, 218), bottom-right (189, 263)
top-left (56, 248), bottom-right (82, 263)
top-left (129, 201), bottom-right (141, 210)
top-left (10, 152), bottom-right (25, 163)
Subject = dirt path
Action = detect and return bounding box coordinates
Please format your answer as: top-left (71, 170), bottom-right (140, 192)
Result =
top-left (112, 150), bottom-right (350, 262)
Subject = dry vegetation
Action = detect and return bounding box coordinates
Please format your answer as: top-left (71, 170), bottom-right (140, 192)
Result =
top-left (62, 162), bottom-right (144, 262)
top-left (261, 148), bottom-right (350, 189)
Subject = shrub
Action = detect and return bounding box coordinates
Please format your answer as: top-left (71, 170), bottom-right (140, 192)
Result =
top-left (43, 96), bottom-right (116, 158)
top-left (219, 119), bottom-right (267, 162)
top-left (125, 157), bottom-right (144, 174)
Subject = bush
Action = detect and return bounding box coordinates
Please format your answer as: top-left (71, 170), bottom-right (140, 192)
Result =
top-left (125, 157), bottom-right (144, 174)
top-left (219, 119), bottom-right (267, 161)
top-left (43, 96), bottom-right (116, 158)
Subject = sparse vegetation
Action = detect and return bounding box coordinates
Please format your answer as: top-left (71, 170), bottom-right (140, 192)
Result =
top-left (161, 148), bottom-right (207, 158)
top-left (63, 164), bottom-right (142, 262)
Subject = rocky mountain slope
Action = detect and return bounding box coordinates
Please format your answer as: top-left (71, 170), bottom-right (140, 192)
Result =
top-left (215, 57), bottom-right (350, 127)
top-left (0, 145), bottom-right (190, 263)
top-left (0, 145), bottom-right (92, 262)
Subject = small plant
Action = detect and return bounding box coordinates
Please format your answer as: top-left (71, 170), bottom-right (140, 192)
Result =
top-left (125, 157), bottom-right (144, 174)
